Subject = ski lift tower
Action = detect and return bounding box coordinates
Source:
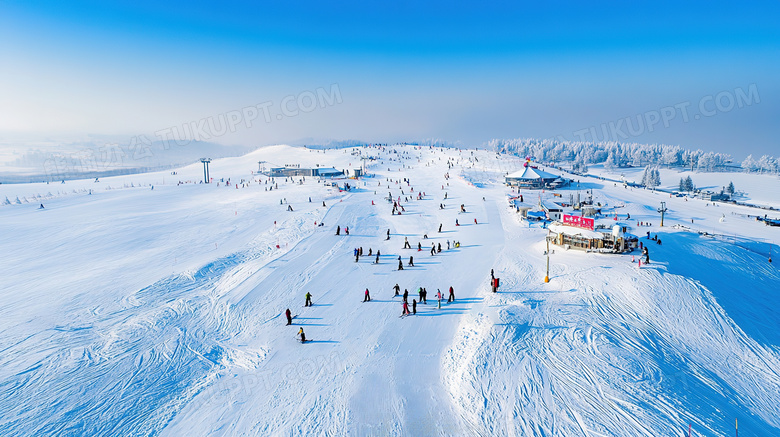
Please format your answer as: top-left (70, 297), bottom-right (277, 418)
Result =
top-left (200, 158), bottom-right (212, 183)
top-left (658, 201), bottom-right (668, 227)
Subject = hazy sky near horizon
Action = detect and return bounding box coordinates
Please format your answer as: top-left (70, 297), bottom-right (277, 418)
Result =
top-left (1, 0), bottom-right (778, 159)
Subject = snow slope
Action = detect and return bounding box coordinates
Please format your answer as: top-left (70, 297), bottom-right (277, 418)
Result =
top-left (1, 145), bottom-right (778, 436)
top-left (587, 164), bottom-right (780, 208)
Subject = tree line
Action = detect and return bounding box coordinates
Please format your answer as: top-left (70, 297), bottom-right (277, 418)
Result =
top-left (486, 138), bottom-right (778, 174)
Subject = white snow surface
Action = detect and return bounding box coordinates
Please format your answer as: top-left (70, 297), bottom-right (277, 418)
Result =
top-left (587, 164), bottom-right (780, 208)
top-left (1, 145), bottom-right (779, 436)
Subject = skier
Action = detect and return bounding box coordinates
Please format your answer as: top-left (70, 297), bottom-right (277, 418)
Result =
top-left (368, 248), bottom-right (372, 256)
top-left (437, 289), bottom-right (442, 309)
top-left (345, 226), bottom-right (349, 235)
top-left (409, 256), bottom-right (414, 267)
top-left (430, 245), bottom-right (435, 256)
top-left (403, 289), bottom-right (409, 303)
top-left (364, 288), bottom-right (371, 302)
top-left (398, 258), bottom-right (404, 270)
top-left (438, 223), bottom-right (443, 233)
top-left (393, 283), bottom-right (401, 296)
top-left (456, 219), bottom-right (459, 226)
top-left (412, 299), bottom-right (417, 315)
top-left (402, 301), bottom-right (410, 316)
top-left (387, 229), bottom-right (391, 240)
top-left (404, 237), bottom-right (411, 249)
top-left (323, 201), bottom-right (326, 207)
top-left (474, 218), bottom-right (477, 224)
top-left (421, 287), bottom-right (427, 304)
top-left (417, 242), bottom-right (422, 251)
top-left (448, 286), bottom-right (455, 303)
top-left (285, 308), bottom-right (292, 325)
top-left (305, 292), bottom-right (313, 307)
top-left (491, 269), bottom-right (495, 280)
top-left (39, 203), bottom-right (45, 209)
top-left (298, 327), bottom-right (307, 343)
top-left (437, 243), bottom-right (442, 253)
top-left (336, 225), bottom-right (340, 236)
top-left (447, 241), bottom-right (450, 250)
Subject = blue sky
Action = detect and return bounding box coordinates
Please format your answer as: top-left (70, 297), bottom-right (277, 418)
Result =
top-left (1, 0), bottom-right (778, 158)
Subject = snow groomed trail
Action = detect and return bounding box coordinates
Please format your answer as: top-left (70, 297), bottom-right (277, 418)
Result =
top-left (164, 150), bottom-right (509, 436)
top-left (1, 144), bottom-right (779, 436)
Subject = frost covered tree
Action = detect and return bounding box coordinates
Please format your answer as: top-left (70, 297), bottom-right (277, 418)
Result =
top-left (679, 178), bottom-right (686, 192)
top-left (757, 155), bottom-right (777, 173)
top-left (632, 152), bottom-right (643, 167)
top-left (641, 166), bottom-right (651, 186)
top-left (487, 137), bottom-right (734, 172)
top-left (726, 181), bottom-right (735, 195)
top-left (697, 152), bottom-right (719, 172)
top-left (651, 167), bottom-right (661, 187)
top-left (605, 151), bottom-right (618, 169)
top-left (643, 166), bottom-right (660, 188)
top-left (662, 147), bottom-right (681, 166)
top-left (742, 154), bottom-right (756, 172)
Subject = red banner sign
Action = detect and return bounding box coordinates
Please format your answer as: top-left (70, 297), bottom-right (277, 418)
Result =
top-left (563, 214), bottom-right (594, 230)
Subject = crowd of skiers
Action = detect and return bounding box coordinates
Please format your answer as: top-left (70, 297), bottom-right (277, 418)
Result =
top-left (295, 209), bottom-right (462, 339)
top-left (285, 148), bottom-right (498, 343)
top-left (393, 283), bottom-right (456, 315)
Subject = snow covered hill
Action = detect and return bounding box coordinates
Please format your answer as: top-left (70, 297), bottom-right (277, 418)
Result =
top-left (1, 145), bottom-right (778, 436)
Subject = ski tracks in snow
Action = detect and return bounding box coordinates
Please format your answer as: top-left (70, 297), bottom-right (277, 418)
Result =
top-left (444, 201), bottom-right (780, 436)
top-left (0, 203), bottom-right (328, 436)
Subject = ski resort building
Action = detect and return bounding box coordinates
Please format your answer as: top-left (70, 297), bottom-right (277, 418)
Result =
top-left (261, 164), bottom-right (344, 178)
top-left (697, 190), bottom-right (730, 202)
top-left (508, 197), bottom-right (533, 218)
top-left (315, 168), bottom-right (344, 178)
top-left (547, 215), bottom-right (638, 253)
top-left (505, 166), bottom-right (568, 189)
top-left (541, 201), bottom-right (564, 221)
top-left (268, 165), bottom-right (312, 177)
